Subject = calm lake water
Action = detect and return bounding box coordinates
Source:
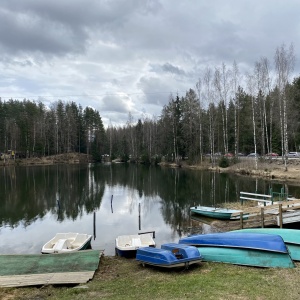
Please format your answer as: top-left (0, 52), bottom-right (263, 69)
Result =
top-left (1, 163), bottom-right (300, 256)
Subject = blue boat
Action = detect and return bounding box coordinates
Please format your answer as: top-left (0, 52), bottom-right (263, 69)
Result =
top-left (136, 243), bottom-right (202, 268)
top-left (190, 206), bottom-right (244, 220)
top-left (234, 228), bottom-right (300, 261)
top-left (179, 232), bottom-right (294, 268)
top-left (179, 232), bottom-right (289, 252)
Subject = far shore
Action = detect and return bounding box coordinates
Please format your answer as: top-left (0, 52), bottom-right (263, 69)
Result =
top-left (161, 157), bottom-right (300, 185)
top-left (1, 153), bottom-right (300, 185)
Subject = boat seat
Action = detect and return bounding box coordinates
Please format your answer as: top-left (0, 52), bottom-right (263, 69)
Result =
top-left (53, 239), bottom-right (71, 252)
top-left (132, 238), bottom-right (142, 247)
top-left (72, 234), bottom-right (88, 246)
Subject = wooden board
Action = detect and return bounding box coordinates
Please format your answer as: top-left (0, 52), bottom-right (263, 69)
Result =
top-left (0, 271), bottom-right (95, 287)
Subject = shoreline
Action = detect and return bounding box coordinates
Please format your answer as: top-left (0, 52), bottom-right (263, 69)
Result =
top-left (161, 158), bottom-right (300, 185)
top-left (1, 153), bottom-right (300, 185)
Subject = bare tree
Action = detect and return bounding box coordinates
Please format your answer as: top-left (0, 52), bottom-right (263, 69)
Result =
top-left (274, 43), bottom-right (296, 170)
top-left (232, 60), bottom-right (241, 156)
top-left (196, 78), bottom-right (203, 162)
top-left (214, 63), bottom-right (232, 154)
top-left (247, 73), bottom-right (258, 170)
top-left (203, 67), bottom-right (216, 166)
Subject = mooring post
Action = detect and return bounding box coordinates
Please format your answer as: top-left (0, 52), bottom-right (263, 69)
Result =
top-left (240, 212), bottom-right (243, 229)
top-left (279, 203), bottom-right (283, 228)
top-left (261, 207), bottom-right (264, 228)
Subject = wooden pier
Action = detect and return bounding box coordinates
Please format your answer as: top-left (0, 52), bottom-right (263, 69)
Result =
top-left (231, 199), bottom-right (300, 229)
top-left (190, 198), bottom-right (300, 232)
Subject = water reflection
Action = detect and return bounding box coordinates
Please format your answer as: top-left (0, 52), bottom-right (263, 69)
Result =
top-left (1, 163), bottom-right (300, 255)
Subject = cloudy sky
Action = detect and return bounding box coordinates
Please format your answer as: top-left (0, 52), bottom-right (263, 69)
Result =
top-left (0, 0), bottom-right (299, 127)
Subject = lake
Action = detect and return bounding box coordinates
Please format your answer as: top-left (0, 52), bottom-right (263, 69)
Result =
top-left (1, 163), bottom-right (300, 256)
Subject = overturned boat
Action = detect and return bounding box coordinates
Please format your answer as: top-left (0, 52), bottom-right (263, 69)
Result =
top-left (234, 228), bottom-right (300, 261)
top-left (179, 232), bottom-right (294, 268)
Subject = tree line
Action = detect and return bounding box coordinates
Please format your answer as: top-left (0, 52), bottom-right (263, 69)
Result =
top-left (0, 99), bottom-right (106, 160)
top-left (1, 43), bottom-right (300, 166)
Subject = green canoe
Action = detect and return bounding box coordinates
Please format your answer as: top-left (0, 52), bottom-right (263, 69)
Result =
top-left (234, 228), bottom-right (300, 261)
top-left (197, 247), bottom-right (295, 268)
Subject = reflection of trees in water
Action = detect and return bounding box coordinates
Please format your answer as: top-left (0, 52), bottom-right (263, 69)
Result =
top-left (1, 163), bottom-right (299, 231)
top-left (0, 164), bottom-right (106, 227)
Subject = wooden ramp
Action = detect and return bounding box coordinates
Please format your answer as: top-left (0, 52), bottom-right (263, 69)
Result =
top-left (0, 250), bottom-right (102, 287)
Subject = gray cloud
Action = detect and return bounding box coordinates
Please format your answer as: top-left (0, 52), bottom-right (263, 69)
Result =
top-left (1, 0), bottom-right (300, 126)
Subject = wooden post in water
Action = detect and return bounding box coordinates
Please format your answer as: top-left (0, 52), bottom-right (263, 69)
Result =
top-left (240, 212), bottom-right (243, 229)
top-left (261, 207), bottom-right (264, 228)
top-left (93, 210), bottom-right (96, 240)
top-left (279, 203), bottom-right (283, 228)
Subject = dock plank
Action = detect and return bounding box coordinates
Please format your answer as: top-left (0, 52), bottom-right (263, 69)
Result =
top-left (0, 271), bottom-right (95, 287)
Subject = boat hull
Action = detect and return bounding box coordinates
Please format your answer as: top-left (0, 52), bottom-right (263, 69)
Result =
top-left (197, 247), bottom-right (295, 268)
top-left (136, 243), bottom-right (202, 268)
top-left (234, 229), bottom-right (300, 261)
top-left (115, 233), bottom-right (156, 258)
top-left (179, 232), bottom-right (289, 253)
top-left (41, 233), bottom-right (92, 254)
top-left (190, 206), bottom-right (240, 220)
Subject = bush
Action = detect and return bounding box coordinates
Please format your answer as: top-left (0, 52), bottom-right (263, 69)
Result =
top-left (219, 156), bottom-right (229, 168)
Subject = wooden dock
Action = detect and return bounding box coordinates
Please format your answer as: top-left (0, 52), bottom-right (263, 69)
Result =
top-left (0, 250), bottom-right (102, 287)
top-left (232, 199), bottom-right (300, 228)
top-left (190, 199), bottom-right (300, 232)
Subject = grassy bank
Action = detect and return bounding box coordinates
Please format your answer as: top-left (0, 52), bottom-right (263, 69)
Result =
top-left (2, 255), bottom-right (300, 300)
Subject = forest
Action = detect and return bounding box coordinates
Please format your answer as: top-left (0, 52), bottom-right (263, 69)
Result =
top-left (0, 44), bottom-right (300, 165)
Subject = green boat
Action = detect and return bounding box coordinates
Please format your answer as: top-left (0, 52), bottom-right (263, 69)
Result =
top-left (190, 206), bottom-right (245, 220)
top-left (234, 228), bottom-right (300, 261)
top-left (197, 247), bottom-right (295, 268)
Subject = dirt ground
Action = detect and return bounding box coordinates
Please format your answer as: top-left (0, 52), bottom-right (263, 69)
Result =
top-left (174, 157), bottom-right (300, 186)
top-left (219, 158), bottom-right (300, 184)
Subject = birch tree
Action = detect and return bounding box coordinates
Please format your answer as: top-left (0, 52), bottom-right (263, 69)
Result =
top-left (203, 67), bottom-right (216, 166)
top-left (247, 73), bottom-right (258, 170)
top-left (274, 43), bottom-right (295, 170)
top-left (196, 78), bottom-right (203, 162)
top-left (214, 63), bottom-right (231, 154)
top-left (232, 60), bottom-right (241, 156)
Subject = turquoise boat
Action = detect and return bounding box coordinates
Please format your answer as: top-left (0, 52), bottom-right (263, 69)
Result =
top-left (197, 246), bottom-right (295, 268)
top-left (234, 228), bottom-right (300, 261)
top-left (190, 206), bottom-right (244, 220)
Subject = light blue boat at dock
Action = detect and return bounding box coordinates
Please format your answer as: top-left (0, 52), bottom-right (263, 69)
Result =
top-left (190, 206), bottom-right (245, 220)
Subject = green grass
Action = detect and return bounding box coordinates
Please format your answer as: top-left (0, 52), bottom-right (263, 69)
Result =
top-left (2, 256), bottom-right (300, 300)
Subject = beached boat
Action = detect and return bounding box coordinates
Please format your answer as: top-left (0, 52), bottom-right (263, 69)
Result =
top-left (190, 206), bottom-right (243, 220)
top-left (179, 232), bottom-right (288, 252)
top-left (136, 243), bottom-right (202, 268)
top-left (196, 246), bottom-right (294, 268)
top-left (115, 233), bottom-right (155, 258)
top-left (234, 228), bottom-right (300, 261)
top-left (179, 232), bottom-right (295, 268)
top-left (41, 233), bottom-right (92, 254)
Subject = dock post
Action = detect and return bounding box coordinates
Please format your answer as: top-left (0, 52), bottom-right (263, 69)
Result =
top-left (279, 203), bottom-right (283, 228)
top-left (261, 207), bottom-right (264, 228)
top-left (240, 212), bottom-right (243, 229)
